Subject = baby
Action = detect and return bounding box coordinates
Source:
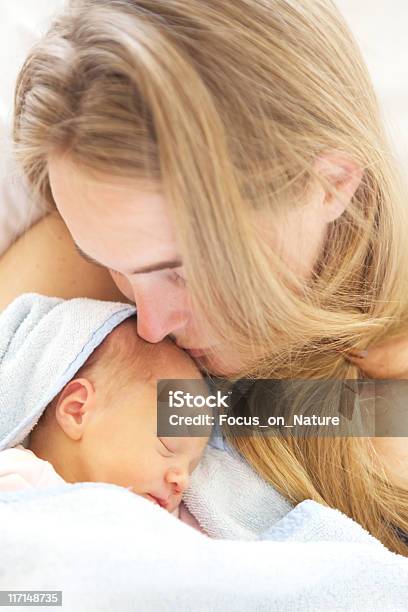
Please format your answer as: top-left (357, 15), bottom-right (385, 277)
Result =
top-left (0, 310), bottom-right (210, 524)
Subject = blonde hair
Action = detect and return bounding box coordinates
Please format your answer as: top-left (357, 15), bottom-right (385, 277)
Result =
top-left (13, 0), bottom-right (408, 553)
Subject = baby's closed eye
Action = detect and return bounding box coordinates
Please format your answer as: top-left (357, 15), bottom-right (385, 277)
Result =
top-left (158, 438), bottom-right (174, 456)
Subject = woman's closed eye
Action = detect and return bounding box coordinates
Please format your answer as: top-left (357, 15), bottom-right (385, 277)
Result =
top-left (112, 266), bottom-right (186, 289)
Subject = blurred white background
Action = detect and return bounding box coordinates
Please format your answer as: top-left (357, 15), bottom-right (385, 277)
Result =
top-left (339, 0), bottom-right (408, 168)
top-left (0, 1), bottom-right (406, 253)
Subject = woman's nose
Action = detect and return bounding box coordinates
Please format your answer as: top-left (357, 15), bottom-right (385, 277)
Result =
top-left (132, 289), bottom-right (189, 344)
top-left (165, 467), bottom-right (189, 495)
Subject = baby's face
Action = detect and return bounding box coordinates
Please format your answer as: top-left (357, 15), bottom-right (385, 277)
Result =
top-left (79, 342), bottom-right (209, 512)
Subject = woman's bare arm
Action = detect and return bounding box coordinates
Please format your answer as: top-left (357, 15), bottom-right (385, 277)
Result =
top-left (0, 211), bottom-right (130, 311)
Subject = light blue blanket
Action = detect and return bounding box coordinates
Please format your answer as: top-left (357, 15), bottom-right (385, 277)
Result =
top-left (0, 293), bottom-right (136, 450)
top-left (0, 483), bottom-right (407, 612)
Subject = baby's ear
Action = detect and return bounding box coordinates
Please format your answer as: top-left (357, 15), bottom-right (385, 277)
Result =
top-left (54, 378), bottom-right (97, 441)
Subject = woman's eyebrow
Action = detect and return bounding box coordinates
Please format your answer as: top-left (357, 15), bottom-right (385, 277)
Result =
top-left (73, 242), bottom-right (182, 274)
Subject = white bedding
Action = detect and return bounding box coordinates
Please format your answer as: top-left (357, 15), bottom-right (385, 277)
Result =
top-left (0, 2), bottom-right (64, 255)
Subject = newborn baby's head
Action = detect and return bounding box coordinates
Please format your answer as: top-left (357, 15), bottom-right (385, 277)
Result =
top-left (28, 316), bottom-right (209, 513)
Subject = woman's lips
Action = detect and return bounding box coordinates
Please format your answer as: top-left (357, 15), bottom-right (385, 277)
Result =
top-left (185, 348), bottom-right (209, 358)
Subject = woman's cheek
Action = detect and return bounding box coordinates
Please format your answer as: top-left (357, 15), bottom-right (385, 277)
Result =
top-left (109, 270), bottom-right (134, 302)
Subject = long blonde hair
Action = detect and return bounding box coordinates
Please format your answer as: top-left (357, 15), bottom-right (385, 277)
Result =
top-left (13, 0), bottom-right (408, 553)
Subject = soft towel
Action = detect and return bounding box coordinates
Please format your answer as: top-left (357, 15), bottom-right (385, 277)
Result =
top-left (183, 444), bottom-right (293, 539)
top-left (0, 483), bottom-right (407, 612)
top-left (0, 292), bottom-right (136, 450)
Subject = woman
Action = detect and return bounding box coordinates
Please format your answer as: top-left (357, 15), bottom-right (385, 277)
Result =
top-left (4, 0), bottom-right (408, 553)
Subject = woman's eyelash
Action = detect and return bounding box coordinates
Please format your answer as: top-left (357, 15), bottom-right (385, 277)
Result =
top-left (110, 267), bottom-right (186, 287)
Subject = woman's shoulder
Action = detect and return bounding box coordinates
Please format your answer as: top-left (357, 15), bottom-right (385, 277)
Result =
top-left (0, 211), bottom-right (125, 311)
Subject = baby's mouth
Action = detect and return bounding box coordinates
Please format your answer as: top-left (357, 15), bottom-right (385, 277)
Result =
top-left (146, 493), bottom-right (169, 509)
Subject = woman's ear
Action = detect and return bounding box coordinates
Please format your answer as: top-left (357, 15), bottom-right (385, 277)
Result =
top-left (313, 151), bottom-right (364, 223)
top-left (54, 378), bottom-right (97, 441)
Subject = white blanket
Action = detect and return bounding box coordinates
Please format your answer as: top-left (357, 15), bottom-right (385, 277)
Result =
top-left (0, 481), bottom-right (407, 611)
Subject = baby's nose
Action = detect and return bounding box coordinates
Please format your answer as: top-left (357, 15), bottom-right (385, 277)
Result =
top-left (165, 467), bottom-right (189, 495)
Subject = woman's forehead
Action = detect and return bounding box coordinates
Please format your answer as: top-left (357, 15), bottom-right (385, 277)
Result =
top-left (48, 156), bottom-right (179, 261)
top-left (48, 156), bottom-right (165, 218)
